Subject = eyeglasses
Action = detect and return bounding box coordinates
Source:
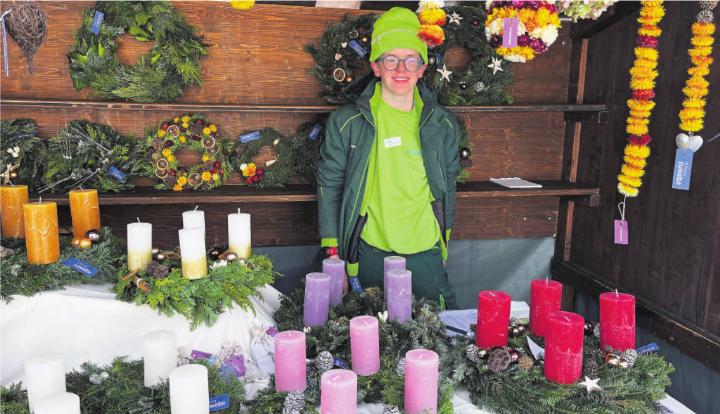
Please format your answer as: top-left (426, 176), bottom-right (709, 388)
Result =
top-left (378, 55), bottom-right (424, 72)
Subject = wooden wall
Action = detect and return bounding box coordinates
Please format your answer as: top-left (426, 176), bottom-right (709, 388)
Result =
top-left (553, 2), bottom-right (720, 366)
top-left (1, 2), bottom-right (573, 247)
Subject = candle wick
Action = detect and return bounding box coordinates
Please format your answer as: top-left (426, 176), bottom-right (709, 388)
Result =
top-left (137, 217), bottom-right (141, 223)
top-left (238, 208), bottom-right (241, 214)
top-left (38, 197), bottom-right (41, 204)
top-left (194, 205), bottom-right (199, 212)
top-left (615, 289), bottom-right (619, 297)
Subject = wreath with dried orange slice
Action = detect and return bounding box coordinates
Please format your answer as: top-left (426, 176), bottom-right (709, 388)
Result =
top-left (145, 114), bottom-right (232, 191)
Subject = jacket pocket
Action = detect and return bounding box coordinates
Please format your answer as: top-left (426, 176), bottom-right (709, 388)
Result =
top-left (347, 214), bottom-right (368, 264)
top-left (431, 200), bottom-right (446, 245)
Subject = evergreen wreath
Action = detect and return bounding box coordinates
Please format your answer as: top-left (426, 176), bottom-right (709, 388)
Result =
top-left (0, 119), bottom-right (47, 190)
top-left (305, 6), bottom-right (513, 106)
top-left (0, 228), bottom-right (124, 302)
top-left (145, 114), bottom-right (232, 191)
top-left (0, 357), bottom-right (244, 414)
top-left (293, 116), bottom-right (327, 185)
top-left (233, 128), bottom-right (295, 188)
top-left (41, 120), bottom-right (144, 193)
top-left (114, 255), bottom-right (279, 329)
top-left (67, 1), bottom-right (208, 103)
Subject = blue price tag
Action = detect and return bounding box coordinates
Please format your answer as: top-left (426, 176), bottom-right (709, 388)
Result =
top-left (672, 148), bottom-right (694, 191)
top-left (90, 11), bottom-right (104, 35)
top-left (348, 40), bottom-right (367, 58)
top-left (108, 166), bottom-right (127, 183)
top-left (308, 123), bottom-right (322, 141)
top-left (237, 130), bottom-right (261, 144)
top-left (333, 357), bottom-right (348, 369)
top-left (62, 258), bottom-right (98, 277)
top-left (636, 343), bottom-right (660, 354)
top-left (349, 276), bottom-right (363, 292)
top-left (209, 394), bottom-right (230, 411)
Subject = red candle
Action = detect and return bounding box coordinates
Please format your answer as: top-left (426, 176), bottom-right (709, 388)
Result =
top-left (599, 291), bottom-right (636, 351)
top-left (530, 279), bottom-right (563, 337)
top-left (544, 311), bottom-right (584, 384)
top-left (476, 290), bottom-right (511, 348)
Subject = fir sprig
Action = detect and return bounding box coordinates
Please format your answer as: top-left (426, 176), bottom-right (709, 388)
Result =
top-left (0, 119), bottom-right (47, 190)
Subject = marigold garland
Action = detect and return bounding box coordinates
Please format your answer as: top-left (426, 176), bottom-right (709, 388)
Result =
top-left (678, 2), bottom-right (716, 134)
top-left (617, 1), bottom-right (664, 198)
top-left (417, 0), bottom-right (447, 48)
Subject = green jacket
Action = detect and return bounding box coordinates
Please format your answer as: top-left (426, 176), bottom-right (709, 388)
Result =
top-left (317, 79), bottom-right (460, 275)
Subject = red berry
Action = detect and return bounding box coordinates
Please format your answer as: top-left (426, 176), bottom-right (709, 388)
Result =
top-left (162, 123), bottom-right (169, 130)
top-left (211, 168), bottom-right (217, 174)
top-left (252, 175), bottom-right (260, 183)
top-left (218, 169), bottom-right (223, 175)
top-left (214, 161), bottom-right (221, 168)
top-left (168, 169), bottom-right (177, 176)
top-left (256, 168), bottom-right (265, 177)
top-left (245, 177), bottom-right (253, 184)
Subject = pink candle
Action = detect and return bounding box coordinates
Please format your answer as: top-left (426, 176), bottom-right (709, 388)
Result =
top-left (600, 291), bottom-right (636, 351)
top-left (404, 349), bottom-right (438, 414)
top-left (386, 269), bottom-right (412, 323)
top-left (383, 256), bottom-right (406, 289)
top-left (321, 369), bottom-right (357, 414)
top-left (323, 258), bottom-right (346, 307)
top-left (476, 290), bottom-right (511, 348)
top-left (274, 331), bottom-right (306, 392)
top-left (530, 279), bottom-right (563, 337)
top-left (544, 311), bottom-right (584, 384)
top-left (349, 316), bottom-right (380, 376)
top-left (303, 272), bottom-right (331, 327)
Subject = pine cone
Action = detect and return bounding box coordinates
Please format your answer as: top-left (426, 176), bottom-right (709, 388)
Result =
top-left (365, 286), bottom-right (383, 299)
top-left (283, 391), bottom-right (305, 414)
top-left (488, 348), bottom-right (512, 373)
top-left (593, 324), bottom-right (601, 338)
top-left (315, 351), bottom-right (334, 372)
top-left (146, 261), bottom-right (169, 278)
top-left (465, 344), bottom-right (481, 363)
top-left (621, 349), bottom-right (638, 367)
top-left (518, 355), bottom-right (534, 370)
top-left (396, 358), bottom-right (406, 376)
top-left (383, 405), bottom-right (401, 414)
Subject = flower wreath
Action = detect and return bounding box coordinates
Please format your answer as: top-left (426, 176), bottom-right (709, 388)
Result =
top-left (233, 128), bottom-right (295, 188)
top-left (67, 1), bottom-right (208, 103)
top-left (0, 119), bottom-right (47, 189)
top-left (146, 115), bottom-right (232, 191)
top-left (485, 1), bottom-right (561, 63)
top-left (306, 8), bottom-right (512, 106)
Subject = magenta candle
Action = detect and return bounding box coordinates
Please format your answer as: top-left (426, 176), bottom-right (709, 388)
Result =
top-left (349, 315), bottom-right (380, 376)
top-left (600, 291), bottom-right (636, 351)
top-left (383, 256), bottom-right (406, 292)
top-left (320, 369), bottom-right (357, 414)
top-left (386, 269), bottom-right (412, 323)
top-left (303, 272), bottom-right (331, 327)
top-left (404, 349), bottom-right (438, 414)
top-left (530, 279), bottom-right (563, 337)
top-left (476, 290), bottom-right (511, 348)
top-left (544, 311), bottom-right (584, 384)
top-left (274, 331), bottom-right (306, 392)
top-left (323, 258), bottom-right (346, 307)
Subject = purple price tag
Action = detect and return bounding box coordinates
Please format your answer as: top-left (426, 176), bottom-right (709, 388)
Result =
top-left (672, 148), bottom-right (693, 191)
top-left (191, 350), bottom-right (213, 360)
top-left (266, 326), bottom-right (279, 337)
top-left (333, 357), bottom-right (348, 369)
top-left (308, 123), bottom-right (322, 141)
top-left (614, 220), bottom-right (628, 245)
top-left (502, 18), bottom-right (519, 48)
top-left (223, 355), bottom-right (245, 377)
top-left (348, 39), bottom-right (367, 58)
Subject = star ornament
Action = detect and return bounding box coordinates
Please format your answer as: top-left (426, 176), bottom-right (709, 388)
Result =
top-left (488, 57), bottom-right (503, 75)
top-left (437, 64), bottom-right (452, 82)
top-left (579, 376), bottom-right (603, 394)
top-left (448, 11), bottom-right (463, 25)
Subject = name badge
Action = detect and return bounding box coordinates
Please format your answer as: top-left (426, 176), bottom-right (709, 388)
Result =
top-left (384, 137), bottom-right (402, 148)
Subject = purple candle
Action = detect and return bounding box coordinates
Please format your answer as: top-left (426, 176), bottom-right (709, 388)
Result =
top-left (274, 331), bottom-right (306, 392)
top-left (383, 256), bottom-right (406, 290)
top-left (404, 349), bottom-right (438, 414)
top-left (386, 269), bottom-right (412, 323)
top-left (323, 258), bottom-right (346, 307)
top-left (303, 272), bottom-right (331, 327)
top-left (349, 316), bottom-right (380, 376)
top-left (320, 369), bottom-right (357, 414)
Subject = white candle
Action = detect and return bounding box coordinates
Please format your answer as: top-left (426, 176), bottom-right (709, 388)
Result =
top-left (34, 392), bottom-right (80, 414)
top-left (182, 207), bottom-right (205, 232)
top-left (24, 354), bottom-right (66, 412)
top-left (227, 211), bottom-right (251, 258)
top-left (179, 228), bottom-right (207, 279)
top-left (127, 222), bottom-right (153, 271)
top-left (169, 364), bottom-right (209, 414)
top-left (144, 330), bottom-right (178, 387)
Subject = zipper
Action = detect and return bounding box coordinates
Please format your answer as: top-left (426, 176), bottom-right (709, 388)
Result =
top-left (435, 150), bottom-right (446, 187)
top-left (343, 111), bottom-right (374, 254)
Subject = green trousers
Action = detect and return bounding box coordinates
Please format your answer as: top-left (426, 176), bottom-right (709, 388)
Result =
top-left (357, 239), bottom-right (458, 309)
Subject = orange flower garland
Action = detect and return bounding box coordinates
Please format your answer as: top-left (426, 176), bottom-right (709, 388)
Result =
top-left (417, 0), bottom-right (447, 48)
top-left (617, 1), bottom-right (665, 198)
top-left (679, 1), bottom-right (716, 134)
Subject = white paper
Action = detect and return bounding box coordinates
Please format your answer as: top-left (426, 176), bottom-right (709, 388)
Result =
top-left (489, 177), bottom-right (542, 189)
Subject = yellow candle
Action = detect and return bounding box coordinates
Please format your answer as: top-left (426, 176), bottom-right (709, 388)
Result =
top-left (23, 201), bottom-right (60, 264)
top-left (0, 185), bottom-right (29, 238)
top-left (69, 189), bottom-right (101, 238)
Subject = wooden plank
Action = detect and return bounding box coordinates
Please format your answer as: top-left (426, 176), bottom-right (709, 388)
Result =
top-left (0, 2), bottom-right (571, 105)
top-left (454, 197), bottom-right (559, 240)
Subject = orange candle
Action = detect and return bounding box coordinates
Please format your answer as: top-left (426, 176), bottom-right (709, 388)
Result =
top-left (69, 189), bottom-right (101, 238)
top-left (23, 201), bottom-right (60, 264)
top-left (0, 185), bottom-right (29, 238)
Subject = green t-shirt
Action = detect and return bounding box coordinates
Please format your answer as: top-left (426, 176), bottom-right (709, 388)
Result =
top-left (360, 84), bottom-right (440, 254)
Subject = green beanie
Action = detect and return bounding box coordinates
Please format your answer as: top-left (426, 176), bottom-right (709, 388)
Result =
top-left (369, 7), bottom-right (428, 63)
